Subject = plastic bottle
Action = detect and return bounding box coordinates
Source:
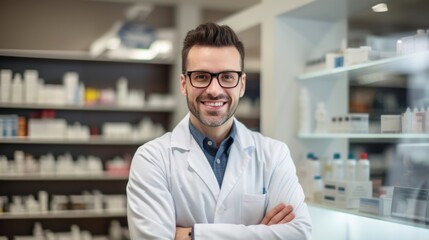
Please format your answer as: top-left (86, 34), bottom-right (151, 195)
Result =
top-left (312, 175), bottom-right (324, 204)
top-left (345, 153), bottom-right (356, 181)
top-left (411, 107), bottom-right (423, 133)
top-left (314, 102), bottom-right (328, 133)
top-left (415, 29), bottom-right (428, 52)
top-left (323, 155), bottom-right (333, 180)
top-left (402, 107), bottom-right (412, 133)
top-left (331, 153), bottom-right (343, 180)
top-left (357, 152), bottom-right (370, 181)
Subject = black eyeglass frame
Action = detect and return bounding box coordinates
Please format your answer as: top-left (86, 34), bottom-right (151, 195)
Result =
top-left (183, 71), bottom-right (243, 89)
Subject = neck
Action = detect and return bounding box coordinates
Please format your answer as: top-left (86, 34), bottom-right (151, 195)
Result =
top-left (190, 116), bottom-right (233, 146)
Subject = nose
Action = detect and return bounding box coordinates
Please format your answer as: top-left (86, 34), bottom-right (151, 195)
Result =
top-left (205, 75), bottom-right (223, 95)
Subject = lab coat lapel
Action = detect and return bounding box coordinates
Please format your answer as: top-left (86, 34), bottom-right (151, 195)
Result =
top-left (171, 114), bottom-right (221, 199)
top-left (186, 140), bottom-right (220, 199)
top-left (216, 121), bottom-right (253, 206)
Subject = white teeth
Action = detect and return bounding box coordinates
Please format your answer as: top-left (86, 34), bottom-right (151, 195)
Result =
top-left (206, 102), bottom-right (223, 107)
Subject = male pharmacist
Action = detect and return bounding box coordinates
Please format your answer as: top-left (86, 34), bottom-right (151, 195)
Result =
top-left (127, 22), bottom-right (312, 240)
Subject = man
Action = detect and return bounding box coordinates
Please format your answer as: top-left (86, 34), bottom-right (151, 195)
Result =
top-left (127, 22), bottom-right (312, 239)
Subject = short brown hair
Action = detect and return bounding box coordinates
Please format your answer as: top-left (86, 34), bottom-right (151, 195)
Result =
top-left (181, 22), bottom-right (245, 72)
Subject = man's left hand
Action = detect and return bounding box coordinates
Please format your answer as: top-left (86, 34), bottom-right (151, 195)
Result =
top-left (175, 227), bottom-right (192, 240)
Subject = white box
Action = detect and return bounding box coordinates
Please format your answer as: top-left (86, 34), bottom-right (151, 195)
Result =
top-left (359, 197), bottom-right (392, 216)
top-left (381, 115), bottom-right (401, 133)
top-left (323, 179), bottom-right (372, 209)
top-left (349, 113), bottom-right (369, 133)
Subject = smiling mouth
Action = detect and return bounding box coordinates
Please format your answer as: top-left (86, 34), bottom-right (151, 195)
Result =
top-left (203, 101), bottom-right (225, 107)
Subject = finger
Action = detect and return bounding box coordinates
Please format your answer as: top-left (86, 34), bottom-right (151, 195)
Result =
top-left (279, 212), bottom-right (295, 224)
top-left (267, 205), bottom-right (293, 225)
top-left (260, 203), bottom-right (286, 225)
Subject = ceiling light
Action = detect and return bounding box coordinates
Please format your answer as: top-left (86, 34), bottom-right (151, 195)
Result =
top-left (372, 3), bottom-right (388, 12)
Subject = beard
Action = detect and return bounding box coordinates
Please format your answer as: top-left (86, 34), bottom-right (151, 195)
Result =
top-left (186, 90), bottom-right (238, 127)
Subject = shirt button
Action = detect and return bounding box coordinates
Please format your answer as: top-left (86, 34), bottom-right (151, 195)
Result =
top-left (207, 141), bottom-right (213, 146)
top-left (216, 158), bottom-right (221, 164)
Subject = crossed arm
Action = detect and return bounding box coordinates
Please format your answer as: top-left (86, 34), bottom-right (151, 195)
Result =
top-left (175, 203), bottom-right (295, 240)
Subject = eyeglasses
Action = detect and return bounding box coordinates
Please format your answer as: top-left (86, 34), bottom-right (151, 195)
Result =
top-left (184, 71), bottom-right (243, 88)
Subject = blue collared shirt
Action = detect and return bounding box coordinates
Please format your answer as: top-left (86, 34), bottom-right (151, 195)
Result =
top-left (189, 120), bottom-right (236, 188)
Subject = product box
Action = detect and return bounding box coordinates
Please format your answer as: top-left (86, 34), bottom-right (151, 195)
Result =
top-left (349, 113), bottom-right (369, 133)
top-left (359, 197), bottom-right (392, 216)
top-left (391, 186), bottom-right (429, 223)
top-left (380, 115), bottom-right (401, 133)
top-left (323, 179), bottom-right (372, 209)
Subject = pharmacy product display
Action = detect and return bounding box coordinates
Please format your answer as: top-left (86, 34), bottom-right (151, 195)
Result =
top-left (0, 51), bottom-right (173, 238)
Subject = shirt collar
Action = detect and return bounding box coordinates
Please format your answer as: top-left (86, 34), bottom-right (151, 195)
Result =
top-left (189, 120), bottom-right (236, 150)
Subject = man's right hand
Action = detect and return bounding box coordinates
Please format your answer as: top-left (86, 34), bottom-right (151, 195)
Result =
top-left (260, 203), bottom-right (295, 225)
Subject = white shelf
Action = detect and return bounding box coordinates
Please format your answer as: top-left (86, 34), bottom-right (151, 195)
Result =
top-left (0, 209), bottom-right (126, 220)
top-left (298, 133), bottom-right (429, 139)
top-left (0, 49), bottom-right (173, 65)
top-left (0, 137), bottom-right (149, 145)
top-left (0, 103), bottom-right (175, 112)
top-left (298, 51), bottom-right (429, 81)
top-left (309, 203), bottom-right (429, 230)
top-left (0, 173), bottom-right (128, 181)
top-left (298, 133), bottom-right (429, 143)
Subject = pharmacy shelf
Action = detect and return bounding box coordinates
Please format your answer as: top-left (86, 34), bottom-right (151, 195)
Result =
top-left (0, 49), bottom-right (173, 65)
top-left (0, 137), bottom-right (149, 145)
top-left (0, 174), bottom-right (128, 181)
top-left (298, 133), bottom-right (429, 140)
top-left (309, 203), bottom-right (429, 230)
top-left (0, 103), bottom-right (175, 112)
top-left (0, 210), bottom-right (126, 220)
top-left (297, 51), bottom-right (429, 81)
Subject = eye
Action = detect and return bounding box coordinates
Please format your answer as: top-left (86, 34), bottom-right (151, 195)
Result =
top-left (192, 72), bottom-right (210, 81)
top-left (220, 72), bottom-right (237, 81)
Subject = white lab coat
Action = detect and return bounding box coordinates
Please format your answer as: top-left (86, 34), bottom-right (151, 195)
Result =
top-left (127, 114), bottom-right (312, 239)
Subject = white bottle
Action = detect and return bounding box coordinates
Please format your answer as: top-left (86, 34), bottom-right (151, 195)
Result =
top-left (312, 175), bottom-right (324, 204)
top-left (323, 155), bottom-right (333, 180)
top-left (357, 152), bottom-right (370, 181)
top-left (425, 107), bottom-right (429, 133)
top-left (402, 107), bottom-right (412, 133)
top-left (415, 29), bottom-right (428, 52)
top-left (345, 153), bottom-right (356, 181)
top-left (0, 69), bottom-right (13, 103)
top-left (298, 87), bottom-right (311, 134)
top-left (314, 102), bottom-right (328, 133)
top-left (331, 153), bottom-right (343, 180)
top-left (11, 73), bottom-right (24, 104)
top-left (411, 107), bottom-right (423, 133)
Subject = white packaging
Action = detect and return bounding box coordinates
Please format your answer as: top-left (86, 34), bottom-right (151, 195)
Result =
top-left (37, 84), bottom-right (67, 105)
top-left (11, 73), bottom-right (24, 104)
top-left (357, 152), bottom-right (370, 181)
top-left (325, 53), bottom-right (341, 69)
top-left (323, 179), bottom-right (373, 209)
top-left (331, 153), bottom-right (343, 180)
top-left (116, 77), bottom-right (128, 106)
top-left (402, 107), bottom-right (412, 133)
top-left (0, 69), bottom-right (12, 103)
top-left (24, 70), bottom-right (39, 104)
top-left (425, 107), bottom-right (429, 133)
top-left (349, 113), bottom-right (369, 133)
top-left (28, 119), bottom-right (67, 139)
top-left (359, 197), bottom-right (392, 216)
top-left (343, 47), bottom-right (371, 66)
top-left (314, 102), bottom-right (328, 133)
top-left (411, 107), bottom-right (424, 133)
top-left (312, 175), bottom-right (324, 204)
top-left (414, 29), bottom-right (428, 52)
top-left (63, 72), bottom-right (79, 105)
top-left (38, 191), bottom-right (48, 213)
top-left (380, 115), bottom-right (401, 133)
top-left (102, 122), bottom-right (132, 139)
top-left (345, 153), bottom-right (356, 181)
top-left (401, 35), bottom-right (415, 55)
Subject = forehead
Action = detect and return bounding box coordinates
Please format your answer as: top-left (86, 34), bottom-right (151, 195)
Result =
top-left (187, 45), bottom-right (241, 71)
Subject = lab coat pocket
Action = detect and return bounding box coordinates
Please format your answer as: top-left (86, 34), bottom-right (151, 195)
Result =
top-left (241, 193), bottom-right (267, 225)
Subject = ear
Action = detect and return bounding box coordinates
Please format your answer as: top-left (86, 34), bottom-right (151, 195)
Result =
top-left (239, 73), bottom-right (246, 98)
top-left (180, 74), bottom-right (187, 96)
